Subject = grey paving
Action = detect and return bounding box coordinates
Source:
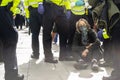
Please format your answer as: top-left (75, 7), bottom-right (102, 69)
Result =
top-left (0, 28), bottom-right (113, 80)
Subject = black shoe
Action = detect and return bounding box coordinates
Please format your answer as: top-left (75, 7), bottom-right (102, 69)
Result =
top-left (91, 59), bottom-right (99, 72)
top-left (74, 59), bottom-right (88, 70)
top-left (17, 74), bottom-right (24, 80)
top-left (45, 58), bottom-right (58, 63)
top-left (31, 54), bottom-right (39, 59)
top-left (59, 56), bottom-right (75, 61)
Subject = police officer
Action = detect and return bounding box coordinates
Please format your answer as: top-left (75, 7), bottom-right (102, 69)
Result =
top-left (24, 0), bottom-right (44, 59)
top-left (67, 0), bottom-right (87, 57)
top-left (89, 0), bottom-right (120, 79)
top-left (98, 28), bottom-right (113, 67)
top-left (43, 0), bottom-right (71, 62)
top-left (0, 0), bottom-right (24, 80)
top-left (102, 0), bottom-right (120, 80)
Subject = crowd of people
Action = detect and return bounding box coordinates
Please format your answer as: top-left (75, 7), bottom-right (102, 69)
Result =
top-left (0, 0), bottom-right (120, 80)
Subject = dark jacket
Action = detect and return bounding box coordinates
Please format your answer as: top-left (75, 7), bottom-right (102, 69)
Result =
top-left (72, 29), bottom-right (101, 61)
top-left (72, 29), bottom-right (97, 47)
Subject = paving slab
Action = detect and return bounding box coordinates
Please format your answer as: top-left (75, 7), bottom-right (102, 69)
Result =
top-left (0, 28), bottom-right (113, 80)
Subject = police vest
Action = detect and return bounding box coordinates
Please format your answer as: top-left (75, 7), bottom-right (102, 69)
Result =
top-left (71, 5), bottom-right (85, 15)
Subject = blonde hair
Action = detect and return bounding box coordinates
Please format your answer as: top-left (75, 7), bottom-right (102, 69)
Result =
top-left (76, 18), bottom-right (90, 33)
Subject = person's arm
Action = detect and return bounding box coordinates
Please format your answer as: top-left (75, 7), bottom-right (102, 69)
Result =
top-left (10, 0), bottom-right (20, 15)
top-left (64, 0), bottom-right (71, 10)
top-left (82, 29), bottom-right (100, 57)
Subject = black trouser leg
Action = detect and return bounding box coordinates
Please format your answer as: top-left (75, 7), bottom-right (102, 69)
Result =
top-left (0, 7), bottom-right (19, 80)
top-left (29, 8), bottom-right (42, 56)
top-left (43, 18), bottom-right (53, 59)
top-left (110, 20), bottom-right (120, 78)
top-left (56, 15), bottom-right (69, 58)
top-left (0, 39), bottom-right (3, 62)
top-left (103, 39), bottom-right (112, 62)
top-left (67, 14), bottom-right (87, 57)
top-left (2, 31), bottom-right (18, 80)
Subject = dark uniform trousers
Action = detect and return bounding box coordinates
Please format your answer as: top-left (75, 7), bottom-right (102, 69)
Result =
top-left (110, 19), bottom-right (120, 77)
top-left (67, 13), bottom-right (88, 56)
top-left (103, 39), bottom-right (112, 63)
top-left (0, 7), bottom-right (18, 80)
top-left (43, 2), bottom-right (69, 59)
top-left (29, 7), bottom-right (43, 56)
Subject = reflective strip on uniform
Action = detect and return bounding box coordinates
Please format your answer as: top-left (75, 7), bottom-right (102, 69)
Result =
top-left (24, 6), bottom-right (28, 8)
top-left (71, 6), bottom-right (85, 15)
top-left (29, 2), bottom-right (38, 5)
top-left (102, 29), bottom-right (110, 39)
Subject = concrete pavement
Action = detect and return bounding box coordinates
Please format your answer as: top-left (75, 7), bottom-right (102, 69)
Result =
top-left (0, 28), bottom-right (113, 80)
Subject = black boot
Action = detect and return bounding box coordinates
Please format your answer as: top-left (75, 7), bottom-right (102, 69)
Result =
top-left (16, 74), bottom-right (24, 80)
top-left (74, 59), bottom-right (88, 70)
top-left (45, 58), bottom-right (58, 63)
top-left (31, 54), bottom-right (39, 59)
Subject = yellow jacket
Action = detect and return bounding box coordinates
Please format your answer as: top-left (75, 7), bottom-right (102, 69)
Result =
top-left (24, 0), bottom-right (43, 18)
top-left (0, 0), bottom-right (20, 15)
top-left (70, 0), bottom-right (85, 15)
top-left (47, 0), bottom-right (71, 10)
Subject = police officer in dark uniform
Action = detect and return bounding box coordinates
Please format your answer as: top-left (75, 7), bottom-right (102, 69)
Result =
top-left (24, 0), bottom-right (44, 59)
top-left (42, 0), bottom-right (71, 63)
top-left (103, 0), bottom-right (120, 80)
top-left (89, 0), bottom-right (120, 79)
top-left (67, 0), bottom-right (89, 58)
top-left (0, 0), bottom-right (24, 80)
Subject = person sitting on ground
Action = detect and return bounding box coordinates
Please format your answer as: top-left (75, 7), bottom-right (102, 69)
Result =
top-left (72, 18), bottom-right (102, 71)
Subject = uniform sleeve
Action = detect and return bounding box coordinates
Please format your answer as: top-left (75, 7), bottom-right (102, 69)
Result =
top-left (24, 0), bottom-right (30, 18)
top-left (37, 0), bottom-right (43, 3)
top-left (10, 0), bottom-right (20, 15)
top-left (64, 0), bottom-right (71, 10)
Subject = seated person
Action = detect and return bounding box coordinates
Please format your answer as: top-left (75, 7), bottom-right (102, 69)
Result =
top-left (72, 18), bottom-right (102, 71)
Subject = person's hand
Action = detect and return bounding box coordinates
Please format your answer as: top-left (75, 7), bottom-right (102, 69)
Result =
top-left (13, 15), bottom-right (16, 19)
top-left (66, 10), bottom-right (71, 19)
top-left (38, 3), bottom-right (44, 14)
top-left (82, 49), bottom-right (89, 57)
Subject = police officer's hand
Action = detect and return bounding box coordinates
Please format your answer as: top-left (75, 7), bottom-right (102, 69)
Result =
top-left (66, 10), bottom-right (71, 19)
top-left (38, 3), bottom-right (44, 14)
